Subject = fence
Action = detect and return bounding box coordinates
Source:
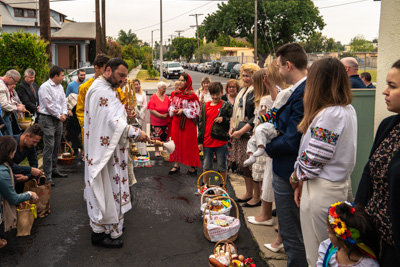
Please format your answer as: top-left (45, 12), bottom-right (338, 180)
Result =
top-left (307, 52), bottom-right (378, 71)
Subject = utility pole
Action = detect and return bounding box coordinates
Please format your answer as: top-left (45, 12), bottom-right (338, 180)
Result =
top-left (175, 30), bottom-right (184, 38)
top-left (39, 0), bottom-right (51, 63)
top-left (159, 0), bottom-right (163, 81)
top-left (101, 0), bottom-right (106, 52)
top-left (254, 0), bottom-right (257, 64)
top-left (151, 29), bottom-right (159, 66)
top-left (189, 13), bottom-right (203, 63)
top-left (95, 0), bottom-right (101, 55)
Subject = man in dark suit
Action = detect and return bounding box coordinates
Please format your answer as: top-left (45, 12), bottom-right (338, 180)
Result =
top-left (265, 43), bottom-right (308, 267)
top-left (16, 68), bottom-right (40, 119)
top-left (340, 57), bottom-right (367, 88)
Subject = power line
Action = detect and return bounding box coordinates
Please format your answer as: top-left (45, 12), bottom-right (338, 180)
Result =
top-left (318, 0), bottom-right (370, 9)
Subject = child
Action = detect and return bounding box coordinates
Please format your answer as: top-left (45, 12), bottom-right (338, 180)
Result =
top-left (198, 82), bottom-right (233, 190)
top-left (243, 87), bottom-right (292, 166)
top-left (316, 201), bottom-right (379, 267)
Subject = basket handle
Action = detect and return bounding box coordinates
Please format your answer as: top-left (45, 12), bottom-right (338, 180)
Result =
top-left (61, 142), bottom-right (74, 157)
top-left (197, 170), bottom-right (225, 190)
top-left (202, 196), bottom-right (239, 225)
top-left (213, 239), bottom-right (237, 256)
top-left (200, 186), bottom-right (229, 206)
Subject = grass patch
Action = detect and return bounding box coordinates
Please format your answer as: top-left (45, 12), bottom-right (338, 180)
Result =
top-left (358, 69), bottom-right (377, 83)
top-left (135, 70), bottom-right (167, 83)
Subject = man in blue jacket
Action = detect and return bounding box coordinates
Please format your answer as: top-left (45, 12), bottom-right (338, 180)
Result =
top-left (265, 43), bottom-right (308, 267)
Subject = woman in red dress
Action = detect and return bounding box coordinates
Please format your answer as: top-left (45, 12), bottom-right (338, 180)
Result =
top-left (168, 73), bottom-right (201, 174)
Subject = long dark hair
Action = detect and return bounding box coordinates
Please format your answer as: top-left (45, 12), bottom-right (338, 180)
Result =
top-left (0, 136), bottom-right (17, 165)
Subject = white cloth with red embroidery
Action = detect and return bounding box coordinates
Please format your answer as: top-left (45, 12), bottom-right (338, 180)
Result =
top-left (84, 76), bottom-right (140, 238)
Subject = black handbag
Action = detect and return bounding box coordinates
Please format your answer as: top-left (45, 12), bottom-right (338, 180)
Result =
top-left (237, 121), bottom-right (252, 139)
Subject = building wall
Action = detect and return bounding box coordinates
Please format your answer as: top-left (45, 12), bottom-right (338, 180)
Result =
top-left (57, 44), bottom-right (70, 69)
top-left (374, 0), bottom-right (400, 131)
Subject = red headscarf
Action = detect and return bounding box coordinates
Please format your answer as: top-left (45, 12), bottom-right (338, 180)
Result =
top-left (172, 74), bottom-right (198, 101)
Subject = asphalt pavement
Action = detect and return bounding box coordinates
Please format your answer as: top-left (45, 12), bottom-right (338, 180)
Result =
top-left (0, 154), bottom-right (269, 267)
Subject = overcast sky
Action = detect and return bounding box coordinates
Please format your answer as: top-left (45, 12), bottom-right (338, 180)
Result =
top-left (51, 0), bottom-right (381, 45)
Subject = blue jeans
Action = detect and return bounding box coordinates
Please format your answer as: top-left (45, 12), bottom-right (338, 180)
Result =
top-left (272, 172), bottom-right (307, 267)
top-left (203, 144), bottom-right (228, 172)
top-left (2, 114), bottom-right (12, 136)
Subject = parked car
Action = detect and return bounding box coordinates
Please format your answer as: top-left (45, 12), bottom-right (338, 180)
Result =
top-left (191, 63), bottom-right (199, 71)
top-left (161, 61), bottom-right (171, 77)
top-left (165, 62), bottom-right (184, 79)
top-left (197, 63), bottom-right (205, 72)
top-left (229, 63), bottom-right (242, 79)
top-left (65, 66), bottom-right (95, 83)
top-left (219, 61), bottom-right (239, 77)
top-left (203, 62), bottom-right (212, 73)
top-left (208, 62), bottom-right (221, 75)
top-left (183, 62), bottom-right (189, 69)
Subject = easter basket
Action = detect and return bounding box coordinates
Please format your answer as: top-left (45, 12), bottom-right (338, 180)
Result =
top-left (203, 196), bottom-right (240, 242)
top-left (196, 171), bottom-right (226, 195)
top-left (17, 110), bottom-right (34, 130)
top-left (133, 152), bottom-right (151, 167)
top-left (57, 142), bottom-right (74, 165)
top-left (200, 186), bottom-right (232, 216)
top-left (208, 239), bottom-right (237, 267)
top-left (160, 150), bottom-right (170, 162)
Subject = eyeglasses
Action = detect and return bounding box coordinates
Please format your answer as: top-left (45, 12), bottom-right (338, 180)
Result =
top-left (10, 76), bottom-right (18, 83)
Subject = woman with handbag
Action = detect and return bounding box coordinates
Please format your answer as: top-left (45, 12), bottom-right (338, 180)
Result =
top-left (355, 59), bottom-right (400, 266)
top-left (229, 63), bottom-right (259, 205)
top-left (0, 136), bottom-right (38, 249)
top-left (168, 73), bottom-right (201, 174)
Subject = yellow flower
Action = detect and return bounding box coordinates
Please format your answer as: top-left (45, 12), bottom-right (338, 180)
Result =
top-left (331, 202), bottom-right (341, 208)
top-left (333, 218), bottom-right (347, 236)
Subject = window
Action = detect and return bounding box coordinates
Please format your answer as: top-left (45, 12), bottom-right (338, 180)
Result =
top-left (26, 9), bottom-right (36, 18)
top-left (14, 8), bottom-right (23, 17)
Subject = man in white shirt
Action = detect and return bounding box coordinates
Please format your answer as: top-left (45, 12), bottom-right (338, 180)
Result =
top-left (38, 66), bottom-right (68, 186)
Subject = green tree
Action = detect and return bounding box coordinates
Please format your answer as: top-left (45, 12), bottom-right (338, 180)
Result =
top-left (202, 0), bottom-right (325, 66)
top-left (106, 37), bottom-right (123, 58)
top-left (196, 43), bottom-right (223, 60)
top-left (123, 44), bottom-right (139, 60)
top-left (117, 29), bottom-right (140, 47)
top-left (349, 35), bottom-right (375, 52)
top-left (216, 34), bottom-right (231, 47)
top-left (0, 32), bottom-right (49, 85)
top-left (299, 32), bottom-right (340, 53)
top-left (172, 37), bottom-right (198, 60)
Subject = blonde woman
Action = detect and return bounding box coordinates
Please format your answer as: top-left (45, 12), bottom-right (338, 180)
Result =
top-left (291, 58), bottom-right (356, 266)
top-left (229, 63), bottom-right (260, 205)
top-left (134, 79), bottom-right (147, 155)
top-left (195, 76), bottom-right (212, 105)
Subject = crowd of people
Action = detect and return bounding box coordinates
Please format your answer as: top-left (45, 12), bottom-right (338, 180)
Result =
top-left (0, 42), bottom-right (399, 266)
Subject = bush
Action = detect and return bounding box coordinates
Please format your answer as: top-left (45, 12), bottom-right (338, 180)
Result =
top-left (125, 59), bottom-right (135, 71)
top-left (0, 32), bottom-right (49, 85)
top-left (147, 68), bottom-right (159, 79)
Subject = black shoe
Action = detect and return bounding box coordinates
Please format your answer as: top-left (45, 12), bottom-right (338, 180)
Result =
top-left (272, 208), bottom-right (277, 217)
top-left (48, 179), bottom-right (55, 187)
top-left (187, 168), bottom-right (197, 175)
top-left (52, 170), bottom-right (68, 178)
top-left (168, 167), bottom-right (180, 175)
top-left (242, 201), bottom-right (262, 208)
top-left (234, 197), bottom-right (252, 203)
top-left (92, 236), bottom-right (123, 248)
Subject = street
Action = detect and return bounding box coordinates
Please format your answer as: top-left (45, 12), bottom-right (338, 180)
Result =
top-left (0, 153), bottom-right (267, 267)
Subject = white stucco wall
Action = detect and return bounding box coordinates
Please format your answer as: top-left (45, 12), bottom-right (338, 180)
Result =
top-left (374, 0), bottom-right (400, 131)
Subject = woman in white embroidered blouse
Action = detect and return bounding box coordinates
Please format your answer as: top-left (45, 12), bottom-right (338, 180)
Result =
top-left (290, 58), bottom-right (357, 266)
top-left (195, 76), bottom-right (212, 105)
top-left (134, 79), bottom-right (147, 155)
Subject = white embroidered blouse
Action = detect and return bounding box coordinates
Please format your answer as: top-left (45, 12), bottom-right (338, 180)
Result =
top-left (168, 95), bottom-right (200, 119)
top-left (295, 105), bottom-right (357, 182)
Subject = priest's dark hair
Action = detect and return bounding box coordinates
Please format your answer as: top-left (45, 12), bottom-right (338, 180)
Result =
top-left (105, 58), bottom-right (128, 72)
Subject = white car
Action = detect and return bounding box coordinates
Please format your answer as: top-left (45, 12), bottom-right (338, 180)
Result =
top-left (65, 66), bottom-right (95, 83)
top-left (164, 62), bottom-right (184, 79)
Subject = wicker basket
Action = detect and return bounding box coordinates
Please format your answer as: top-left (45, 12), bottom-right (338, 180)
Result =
top-left (208, 239), bottom-right (237, 267)
top-left (197, 171), bottom-right (226, 192)
top-left (17, 110), bottom-right (34, 130)
top-left (57, 142), bottom-right (74, 165)
top-left (203, 196), bottom-right (239, 242)
top-left (200, 186), bottom-right (231, 216)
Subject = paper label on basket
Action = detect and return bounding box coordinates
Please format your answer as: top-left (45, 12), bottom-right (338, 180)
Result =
top-left (207, 215), bottom-right (240, 242)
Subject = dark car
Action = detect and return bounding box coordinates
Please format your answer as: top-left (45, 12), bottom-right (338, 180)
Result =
top-left (229, 63), bottom-right (242, 79)
top-left (219, 61), bottom-right (239, 77)
top-left (192, 63), bottom-right (199, 71)
top-left (208, 62), bottom-right (222, 75)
